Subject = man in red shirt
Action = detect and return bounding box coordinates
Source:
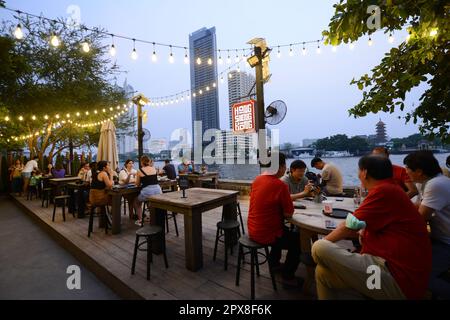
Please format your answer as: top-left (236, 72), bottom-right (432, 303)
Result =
top-left (248, 152), bottom-right (300, 280)
top-left (312, 155), bottom-right (432, 300)
top-left (372, 147), bottom-right (418, 198)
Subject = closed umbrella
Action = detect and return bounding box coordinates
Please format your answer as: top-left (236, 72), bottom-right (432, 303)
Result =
top-left (97, 120), bottom-right (119, 172)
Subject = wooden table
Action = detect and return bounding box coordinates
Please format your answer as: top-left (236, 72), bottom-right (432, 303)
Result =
top-left (49, 177), bottom-right (81, 196)
top-left (288, 197), bottom-right (355, 294)
top-left (107, 180), bottom-right (179, 235)
top-left (180, 172), bottom-right (219, 188)
top-left (148, 188), bottom-right (239, 271)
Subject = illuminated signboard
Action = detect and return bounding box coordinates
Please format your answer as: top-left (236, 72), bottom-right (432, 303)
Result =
top-left (232, 100), bottom-right (256, 134)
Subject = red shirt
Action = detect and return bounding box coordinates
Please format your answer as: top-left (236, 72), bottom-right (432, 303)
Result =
top-left (248, 175), bottom-right (294, 244)
top-left (392, 164), bottom-right (410, 191)
top-left (354, 179), bottom-right (432, 299)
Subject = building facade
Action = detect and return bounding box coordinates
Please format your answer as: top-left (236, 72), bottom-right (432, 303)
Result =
top-left (227, 70), bottom-right (256, 129)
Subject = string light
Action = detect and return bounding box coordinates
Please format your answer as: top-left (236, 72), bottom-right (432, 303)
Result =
top-left (207, 58), bottom-right (213, 65)
top-left (316, 40), bottom-right (321, 54)
top-left (109, 35), bottom-right (116, 57)
top-left (368, 37), bottom-right (373, 46)
top-left (50, 34), bottom-right (60, 47)
top-left (235, 50), bottom-right (240, 63)
top-left (429, 28), bottom-right (438, 37)
top-left (184, 48), bottom-right (189, 64)
top-left (227, 50), bottom-right (231, 64)
top-left (388, 33), bottom-right (394, 43)
top-left (151, 42), bottom-right (157, 62)
top-left (277, 46), bottom-right (281, 58)
top-left (218, 50), bottom-right (223, 65)
top-left (196, 57), bottom-right (202, 65)
top-left (349, 43), bottom-right (355, 50)
top-left (289, 45), bottom-right (294, 57)
top-left (131, 39), bottom-right (138, 60)
top-left (4, 116), bottom-right (10, 121)
top-left (81, 41), bottom-right (90, 53)
top-left (302, 43), bottom-right (307, 56)
top-left (169, 45), bottom-right (174, 63)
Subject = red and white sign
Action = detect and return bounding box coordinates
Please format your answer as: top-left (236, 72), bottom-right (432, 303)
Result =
top-left (232, 100), bottom-right (256, 134)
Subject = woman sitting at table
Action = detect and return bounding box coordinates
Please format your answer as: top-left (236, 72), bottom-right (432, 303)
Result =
top-left (89, 161), bottom-right (114, 209)
top-left (119, 159), bottom-right (138, 220)
top-left (51, 163), bottom-right (66, 178)
top-left (133, 156), bottom-right (162, 227)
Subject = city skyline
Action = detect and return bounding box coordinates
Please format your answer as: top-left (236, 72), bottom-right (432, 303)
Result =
top-left (0, 1), bottom-right (427, 144)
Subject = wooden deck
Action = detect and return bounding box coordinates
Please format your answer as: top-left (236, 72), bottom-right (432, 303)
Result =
top-left (11, 194), bottom-right (316, 300)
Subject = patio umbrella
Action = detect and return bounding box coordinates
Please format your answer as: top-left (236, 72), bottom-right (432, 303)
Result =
top-left (97, 120), bottom-right (119, 172)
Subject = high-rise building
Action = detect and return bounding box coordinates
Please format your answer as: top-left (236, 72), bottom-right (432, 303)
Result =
top-left (117, 79), bottom-right (137, 155)
top-left (189, 27), bottom-right (220, 155)
top-left (227, 70), bottom-right (256, 129)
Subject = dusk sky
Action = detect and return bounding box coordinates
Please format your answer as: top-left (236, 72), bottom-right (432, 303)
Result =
top-left (1, 0), bottom-right (426, 144)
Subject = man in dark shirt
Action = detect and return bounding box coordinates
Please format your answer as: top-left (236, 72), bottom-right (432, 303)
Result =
top-left (162, 160), bottom-right (177, 180)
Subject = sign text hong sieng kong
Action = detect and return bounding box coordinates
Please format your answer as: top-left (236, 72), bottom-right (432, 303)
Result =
top-left (232, 100), bottom-right (256, 134)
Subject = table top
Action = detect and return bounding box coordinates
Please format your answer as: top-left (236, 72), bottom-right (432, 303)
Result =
top-left (289, 197), bottom-right (356, 234)
top-left (180, 172), bottom-right (219, 179)
top-left (148, 188), bottom-right (238, 209)
top-left (107, 180), bottom-right (178, 195)
top-left (49, 177), bottom-right (81, 183)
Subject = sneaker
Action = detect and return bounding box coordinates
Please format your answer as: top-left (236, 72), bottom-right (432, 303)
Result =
top-left (135, 220), bottom-right (143, 227)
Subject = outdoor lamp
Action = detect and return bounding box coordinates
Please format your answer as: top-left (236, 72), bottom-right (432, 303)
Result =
top-left (132, 94), bottom-right (149, 106)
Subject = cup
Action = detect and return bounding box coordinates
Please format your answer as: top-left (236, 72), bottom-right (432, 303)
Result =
top-left (323, 200), bottom-right (334, 214)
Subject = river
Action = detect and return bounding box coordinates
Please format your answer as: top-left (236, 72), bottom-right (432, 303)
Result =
top-left (149, 153), bottom-right (450, 186)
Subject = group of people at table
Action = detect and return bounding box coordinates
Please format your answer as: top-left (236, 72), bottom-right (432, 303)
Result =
top-left (248, 148), bottom-right (450, 300)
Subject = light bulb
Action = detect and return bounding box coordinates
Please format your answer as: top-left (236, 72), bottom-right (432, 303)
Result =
top-left (196, 57), bottom-right (202, 65)
top-left (82, 42), bottom-right (90, 53)
top-left (169, 53), bottom-right (174, 64)
top-left (277, 50), bottom-right (281, 58)
top-left (388, 34), bottom-right (394, 43)
top-left (430, 28), bottom-right (438, 37)
top-left (368, 37), bottom-right (373, 46)
top-left (289, 47), bottom-right (294, 57)
top-left (184, 54), bottom-right (189, 64)
top-left (14, 24), bottom-right (24, 40)
top-left (18, 116), bottom-right (24, 121)
top-left (44, 115), bottom-right (49, 120)
top-left (220, 76), bottom-right (224, 83)
top-left (32, 115), bottom-right (37, 120)
top-left (152, 51), bottom-right (158, 62)
top-left (228, 73), bottom-right (232, 79)
top-left (349, 43), bottom-right (355, 50)
top-left (316, 46), bottom-right (321, 54)
top-left (109, 44), bottom-right (116, 57)
top-left (237, 66), bottom-right (241, 73)
top-left (218, 56), bottom-right (223, 65)
top-left (50, 35), bottom-right (60, 47)
top-left (131, 48), bottom-right (138, 60)
top-left (331, 45), bottom-right (337, 53)
top-left (302, 47), bottom-right (307, 56)
top-left (4, 116), bottom-right (9, 121)
top-left (227, 55), bottom-right (231, 64)
top-left (208, 58), bottom-right (212, 65)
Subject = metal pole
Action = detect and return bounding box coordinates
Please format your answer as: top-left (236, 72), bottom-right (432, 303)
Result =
top-left (254, 47), bottom-right (267, 168)
top-left (137, 103), bottom-right (143, 168)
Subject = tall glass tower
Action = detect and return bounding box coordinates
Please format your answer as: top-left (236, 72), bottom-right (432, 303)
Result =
top-left (189, 27), bottom-right (220, 156)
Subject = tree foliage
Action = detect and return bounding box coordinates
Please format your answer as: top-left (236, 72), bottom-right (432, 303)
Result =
top-left (323, 0), bottom-right (449, 142)
top-left (313, 134), bottom-right (369, 153)
top-left (0, 14), bottom-right (134, 165)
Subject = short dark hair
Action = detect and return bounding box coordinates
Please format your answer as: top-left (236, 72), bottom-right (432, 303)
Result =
top-left (97, 161), bottom-right (108, 172)
top-left (358, 155), bottom-right (393, 180)
top-left (311, 158), bottom-right (322, 167)
top-left (164, 159), bottom-right (171, 164)
top-left (124, 159), bottom-right (134, 166)
top-left (403, 151), bottom-right (442, 178)
top-left (290, 160), bottom-right (307, 171)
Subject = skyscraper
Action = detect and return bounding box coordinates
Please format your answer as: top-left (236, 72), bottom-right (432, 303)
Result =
top-left (117, 79), bottom-right (137, 155)
top-left (189, 27), bottom-right (220, 155)
top-left (227, 70), bottom-right (256, 129)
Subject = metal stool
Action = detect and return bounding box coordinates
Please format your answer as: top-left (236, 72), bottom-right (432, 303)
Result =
top-left (131, 225), bottom-right (169, 280)
top-left (165, 212), bottom-right (179, 237)
top-left (221, 202), bottom-right (245, 235)
top-left (41, 187), bottom-right (53, 208)
top-left (52, 195), bottom-right (72, 222)
top-left (27, 185), bottom-right (38, 201)
top-left (87, 205), bottom-right (110, 237)
top-left (235, 235), bottom-right (277, 300)
top-left (213, 220), bottom-right (241, 270)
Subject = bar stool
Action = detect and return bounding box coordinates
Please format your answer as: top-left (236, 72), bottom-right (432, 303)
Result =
top-left (143, 201), bottom-right (178, 235)
top-left (41, 188), bottom-right (53, 208)
top-left (235, 235), bottom-right (277, 300)
top-left (131, 225), bottom-right (169, 280)
top-left (27, 185), bottom-right (38, 201)
top-left (52, 195), bottom-right (72, 222)
top-left (213, 220), bottom-right (241, 270)
top-left (221, 202), bottom-right (245, 235)
top-left (87, 205), bottom-right (110, 237)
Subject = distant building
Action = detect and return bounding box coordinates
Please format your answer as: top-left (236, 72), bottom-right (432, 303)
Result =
top-left (117, 79), bottom-right (137, 155)
top-left (189, 27), bottom-right (220, 155)
top-left (227, 70), bottom-right (256, 129)
top-left (375, 119), bottom-right (387, 144)
top-left (216, 130), bottom-right (254, 161)
top-left (303, 139), bottom-right (318, 147)
top-left (148, 139), bottom-right (168, 154)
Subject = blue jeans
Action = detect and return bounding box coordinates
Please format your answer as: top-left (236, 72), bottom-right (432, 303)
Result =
top-left (429, 241), bottom-right (450, 299)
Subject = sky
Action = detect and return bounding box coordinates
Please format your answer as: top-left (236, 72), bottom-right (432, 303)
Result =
top-left (1, 0), bottom-right (426, 144)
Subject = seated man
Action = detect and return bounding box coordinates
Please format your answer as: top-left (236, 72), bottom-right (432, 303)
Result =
top-left (162, 159), bottom-right (177, 180)
top-left (177, 158), bottom-right (193, 175)
top-left (312, 155), bottom-right (431, 300)
top-left (372, 146), bottom-right (418, 198)
top-left (280, 160), bottom-right (315, 200)
top-left (248, 152), bottom-right (300, 280)
top-left (310, 157), bottom-right (343, 196)
top-left (404, 151), bottom-right (450, 299)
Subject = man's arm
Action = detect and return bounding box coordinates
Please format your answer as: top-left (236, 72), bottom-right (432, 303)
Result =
top-left (418, 204), bottom-right (434, 222)
top-left (405, 181), bottom-right (418, 199)
top-left (324, 222), bottom-right (359, 243)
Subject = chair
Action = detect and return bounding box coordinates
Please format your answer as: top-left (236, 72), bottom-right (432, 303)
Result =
top-left (87, 205), bottom-right (110, 237)
top-left (131, 225), bottom-right (168, 280)
top-left (213, 220), bottom-right (241, 270)
top-left (27, 185), bottom-right (38, 201)
top-left (41, 187), bottom-right (53, 208)
top-left (235, 235), bottom-right (277, 300)
top-left (52, 195), bottom-right (72, 222)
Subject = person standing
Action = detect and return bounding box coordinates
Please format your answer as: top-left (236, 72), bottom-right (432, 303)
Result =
top-left (372, 147), bottom-right (418, 198)
top-left (310, 158), bottom-right (344, 196)
top-left (10, 159), bottom-right (24, 196)
top-left (248, 153), bottom-right (301, 281)
top-left (404, 151), bottom-right (450, 299)
top-left (312, 155), bottom-right (431, 300)
top-left (22, 156), bottom-right (39, 195)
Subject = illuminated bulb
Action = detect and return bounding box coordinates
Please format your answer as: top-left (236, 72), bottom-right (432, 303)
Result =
top-left (66, 113), bottom-right (70, 118)
top-left (368, 37), bottom-right (373, 46)
top-left (18, 116), bottom-right (24, 121)
top-left (193, 93), bottom-right (196, 98)
top-left (218, 56), bottom-right (223, 65)
top-left (85, 111), bottom-right (89, 115)
top-left (227, 55), bottom-right (231, 64)
top-left (50, 35), bottom-right (60, 47)
top-left (55, 114), bottom-right (60, 119)
top-left (76, 112), bottom-right (80, 117)
top-left (289, 47), bottom-right (294, 57)
top-left (206, 86), bottom-right (210, 91)
top-left (14, 24), bottom-right (24, 40)
top-left (302, 47), bottom-right (307, 56)
top-left (316, 46), bottom-right (321, 54)
top-left (131, 48), bottom-right (138, 60)
top-left (109, 44), bottom-right (116, 57)
top-left (212, 82), bottom-right (216, 88)
top-left (331, 46), bottom-right (337, 53)
top-left (429, 28), bottom-right (438, 37)
top-left (102, 109), bottom-right (106, 113)
top-left (152, 51), bottom-right (158, 62)
top-left (184, 54), bottom-right (189, 64)
top-left (388, 33), bottom-right (394, 43)
top-left (208, 58), bottom-right (212, 65)
top-left (228, 73), bottom-right (232, 79)
top-left (110, 107), bottom-right (113, 111)
top-left (4, 116), bottom-right (10, 121)
top-left (349, 43), bottom-right (355, 50)
top-left (31, 115), bottom-right (36, 120)
top-left (199, 90), bottom-right (203, 95)
top-left (169, 53), bottom-right (174, 64)
top-left (277, 50), bottom-right (281, 58)
top-left (196, 57), bottom-right (202, 65)
top-left (220, 76), bottom-right (224, 83)
top-left (94, 110), bottom-right (98, 114)
top-left (44, 115), bottom-right (49, 120)
top-left (81, 42), bottom-right (90, 53)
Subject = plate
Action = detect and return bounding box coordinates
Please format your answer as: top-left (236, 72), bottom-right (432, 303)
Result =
top-left (322, 208), bottom-right (353, 219)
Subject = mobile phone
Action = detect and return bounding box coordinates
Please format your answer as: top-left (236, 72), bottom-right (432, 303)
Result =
top-left (336, 198), bottom-right (344, 202)
top-left (325, 220), bottom-right (336, 229)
